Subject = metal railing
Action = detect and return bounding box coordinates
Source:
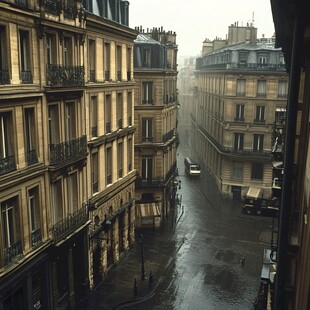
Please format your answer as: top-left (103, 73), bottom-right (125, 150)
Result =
top-left (44, 0), bottom-right (59, 15)
top-left (51, 207), bottom-right (88, 243)
top-left (91, 126), bottom-right (98, 137)
top-left (15, 0), bottom-right (27, 7)
top-left (0, 155), bottom-right (16, 176)
top-left (89, 70), bottom-right (96, 82)
top-left (105, 70), bottom-right (110, 81)
top-left (46, 64), bottom-right (84, 87)
top-left (64, 5), bottom-right (75, 19)
top-left (26, 149), bottom-right (37, 165)
top-left (118, 118), bottom-right (123, 129)
top-left (142, 137), bottom-right (153, 142)
top-left (163, 129), bottom-right (174, 143)
top-left (4, 241), bottom-right (22, 266)
top-left (21, 71), bottom-right (33, 84)
top-left (105, 122), bottom-right (111, 133)
top-left (0, 70), bottom-right (10, 85)
top-left (31, 229), bottom-right (42, 247)
top-left (49, 136), bottom-right (87, 166)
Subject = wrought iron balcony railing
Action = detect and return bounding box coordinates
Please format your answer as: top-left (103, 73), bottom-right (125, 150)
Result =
top-left (117, 71), bottom-right (121, 81)
top-left (91, 126), bottom-right (98, 137)
top-left (142, 137), bottom-right (153, 142)
top-left (0, 155), bottom-right (16, 176)
top-left (89, 70), bottom-right (96, 82)
top-left (26, 149), bottom-right (38, 165)
top-left (163, 129), bottom-right (174, 143)
top-left (118, 118), bottom-right (123, 129)
top-left (105, 122), bottom-right (111, 133)
top-left (44, 0), bottom-right (59, 15)
top-left (106, 174), bottom-right (112, 185)
top-left (64, 5), bottom-right (75, 19)
top-left (31, 229), bottom-right (42, 247)
top-left (21, 71), bottom-right (33, 84)
top-left (49, 136), bottom-right (87, 166)
top-left (51, 207), bottom-right (88, 243)
top-left (118, 168), bottom-right (123, 178)
top-left (92, 181), bottom-right (98, 193)
top-left (105, 70), bottom-right (110, 81)
top-left (0, 70), bottom-right (10, 85)
top-left (142, 99), bottom-right (154, 105)
top-left (15, 0), bottom-right (27, 7)
top-left (46, 64), bottom-right (84, 88)
top-left (4, 241), bottom-right (22, 266)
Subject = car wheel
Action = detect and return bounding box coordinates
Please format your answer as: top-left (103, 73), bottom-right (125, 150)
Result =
top-left (256, 209), bottom-right (262, 215)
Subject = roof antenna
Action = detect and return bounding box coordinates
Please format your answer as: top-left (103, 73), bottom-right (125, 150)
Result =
top-left (252, 11), bottom-right (255, 27)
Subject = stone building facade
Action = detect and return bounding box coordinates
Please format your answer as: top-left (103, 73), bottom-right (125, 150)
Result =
top-left (133, 28), bottom-right (178, 229)
top-left (194, 24), bottom-right (288, 200)
top-left (0, 0), bottom-right (137, 308)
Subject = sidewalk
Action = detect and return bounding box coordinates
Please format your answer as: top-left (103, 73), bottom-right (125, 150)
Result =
top-left (79, 210), bottom-right (184, 310)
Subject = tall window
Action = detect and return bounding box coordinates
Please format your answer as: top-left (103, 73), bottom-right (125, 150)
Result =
top-left (118, 142), bottom-right (123, 178)
top-left (48, 104), bottom-right (60, 144)
top-left (142, 82), bottom-right (153, 104)
top-left (235, 104), bottom-right (244, 122)
top-left (239, 52), bottom-right (247, 66)
top-left (65, 101), bottom-right (76, 141)
top-left (253, 134), bottom-right (264, 152)
top-left (0, 112), bottom-right (14, 160)
top-left (255, 106), bottom-right (265, 123)
top-left (104, 42), bottom-right (110, 80)
top-left (258, 54), bottom-right (267, 67)
top-left (24, 108), bottom-right (37, 164)
top-left (68, 172), bottom-right (78, 213)
top-left (234, 133), bottom-right (244, 151)
top-left (232, 162), bottom-right (243, 179)
top-left (128, 92), bottom-right (132, 125)
top-left (105, 94), bottom-right (112, 133)
top-left (63, 37), bottom-right (72, 66)
top-left (127, 47), bottom-right (131, 80)
top-left (106, 147), bottom-right (112, 184)
top-left (28, 187), bottom-right (41, 247)
top-left (52, 179), bottom-right (63, 224)
top-left (90, 96), bottom-right (98, 137)
top-left (128, 138), bottom-right (132, 171)
top-left (91, 151), bottom-right (99, 193)
top-left (116, 45), bottom-right (122, 81)
top-left (117, 93), bottom-right (123, 129)
top-left (251, 162), bottom-right (263, 180)
top-left (19, 30), bottom-right (32, 84)
top-left (142, 119), bottom-right (153, 142)
top-left (278, 80), bottom-right (287, 98)
top-left (257, 80), bottom-right (266, 97)
top-left (143, 47), bottom-right (151, 67)
top-left (0, 25), bottom-right (9, 84)
top-left (142, 157), bottom-right (152, 181)
top-left (236, 79), bottom-right (246, 96)
top-left (46, 34), bottom-right (56, 65)
top-left (89, 39), bottom-right (96, 82)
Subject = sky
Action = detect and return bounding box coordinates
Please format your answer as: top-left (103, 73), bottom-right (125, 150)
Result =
top-left (129, 0), bottom-right (275, 59)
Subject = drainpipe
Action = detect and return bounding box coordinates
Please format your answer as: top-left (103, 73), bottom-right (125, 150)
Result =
top-left (275, 9), bottom-right (304, 310)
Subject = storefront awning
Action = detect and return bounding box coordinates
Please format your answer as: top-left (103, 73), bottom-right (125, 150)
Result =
top-left (137, 203), bottom-right (161, 218)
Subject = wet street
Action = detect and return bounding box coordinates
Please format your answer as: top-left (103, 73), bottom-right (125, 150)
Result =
top-left (124, 140), bottom-right (272, 310)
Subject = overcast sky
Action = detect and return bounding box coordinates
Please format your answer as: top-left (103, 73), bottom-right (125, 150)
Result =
top-left (129, 0), bottom-right (275, 58)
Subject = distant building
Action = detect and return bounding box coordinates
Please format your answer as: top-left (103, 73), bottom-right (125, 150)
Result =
top-left (133, 27), bottom-right (179, 229)
top-left (194, 23), bottom-right (288, 200)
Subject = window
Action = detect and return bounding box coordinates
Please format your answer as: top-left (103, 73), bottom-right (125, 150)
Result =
top-left (253, 134), bottom-right (264, 152)
top-left (106, 147), bottom-right (112, 185)
top-left (0, 25), bottom-right (9, 84)
top-left (89, 39), bottom-right (96, 82)
top-left (142, 82), bottom-right (153, 104)
top-left (143, 47), bottom-right (151, 67)
top-left (142, 119), bottom-right (153, 142)
top-left (68, 172), bottom-right (78, 213)
top-left (64, 0), bottom-right (75, 19)
top-left (28, 187), bottom-right (41, 247)
top-left (236, 79), bottom-right (246, 96)
top-left (257, 80), bottom-right (266, 97)
top-left (90, 96), bottom-right (98, 137)
top-left (48, 104), bottom-right (60, 144)
top-left (19, 30), bottom-right (32, 84)
top-left (52, 179), bottom-right (63, 224)
top-left (278, 80), bottom-right (287, 98)
top-left (0, 111), bottom-right (15, 175)
top-left (232, 162), bottom-right (243, 179)
top-left (24, 108), bottom-right (37, 164)
top-left (116, 45), bottom-right (122, 81)
top-left (117, 93), bottom-right (123, 129)
top-left (118, 142), bottom-right (123, 178)
top-left (142, 157), bottom-right (152, 181)
top-left (105, 94), bottom-right (111, 133)
top-left (104, 42), bottom-right (110, 80)
top-left (65, 101), bottom-right (76, 141)
top-left (258, 54), bottom-right (267, 67)
top-left (63, 37), bottom-right (73, 66)
top-left (234, 133), bottom-right (244, 151)
top-left (255, 106), bottom-right (265, 123)
top-left (239, 52), bottom-right (247, 66)
top-left (251, 162), bottom-right (263, 180)
top-left (91, 151), bottom-right (99, 193)
top-left (128, 92), bottom-right (132, 125)
top-left (235, 104), bottom-right (244, 122)
top-left (127, 48), bottom-right (131, 80)
top-left (128, 138), bottom-right (132, 171)
top-left (46, 34), bottom-right (56, 65)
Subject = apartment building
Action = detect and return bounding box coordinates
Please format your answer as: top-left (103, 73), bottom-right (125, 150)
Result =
top-left (269, 0), bottom-right (310, 308)
top-left (133, 28), bottom-right (178, 229)
top-left (194, 24), bottom-right (288, 200)
top-left (0, 0), bottom-right (137, 308)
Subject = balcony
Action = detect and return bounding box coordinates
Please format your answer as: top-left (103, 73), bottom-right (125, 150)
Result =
top-left (44, 0), bottom-right (59, 15)
top-left (0, 155), bottom-right (16, 176)
top-left (4, 241), bottom-right (22, 266)
top-left (46, 64), bottom-right (84, 88)
top-left (49, 136), bottom-right (87, 167)
top-left (105, 71), bottom-right (110, 81)
top-left (51, 207), bottom-right (88, 243)
top-left (89, 70), bottom-right (96, 82)
top-left (117, 71), bottom-right (121, 81)
top-left (26, 149), bottom-right (38, 165)
top-left (105, 122), bottom-right (111, 133)
top-left (118, 118), bottom-right (123, 129)
top-left (142, 137), bottom-right (153, 143)
top-left (15, 0), bottom-right (27, 7)
top-left (142, 99), bottom-right (154, 105)
top-left (106, 174), bottom-right (112, 185)
top-left (31, 229), bottom-right (42, 247)
top-left (92, 181), bottom-right (98, 193)
top-left (64, 5), bottom-right (75, 19)
top-left (0, 70), bottom-right (10, 85)
top-left (118, 168), bottom-right (123, 178)
top-left (253, 119), bottom-right (266, 124)
top-left (91, 126), bottom-right (98, 137)
top-left (21, 71), bottom-right (33, 84)
top-left (234, 117), bottom-right (245, 123)
top-left (163, 129), bottom-right (174, 143)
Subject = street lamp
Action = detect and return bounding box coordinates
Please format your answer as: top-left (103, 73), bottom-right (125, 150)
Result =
top-left (139, 234), bottom-right (145, 280)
